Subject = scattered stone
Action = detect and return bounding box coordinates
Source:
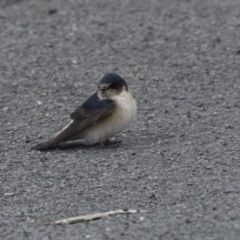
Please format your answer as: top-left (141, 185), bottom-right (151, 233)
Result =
top-left (48, 9), bottom-right (57, 15)
top-left (151, 76), bottom-right (159, 81)
top-left (25, 136), bottom-right (30, 143)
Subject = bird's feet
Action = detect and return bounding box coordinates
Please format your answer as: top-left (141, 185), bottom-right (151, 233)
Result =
top-left (100, 139), bottom-right (122, 147)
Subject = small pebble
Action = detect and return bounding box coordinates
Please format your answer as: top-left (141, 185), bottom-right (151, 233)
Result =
top-left (25, 136), bottom-right (30, 143)
top-left (40, 156), bottom-right (48, 161)
top-left (225, 124), bottom-right (233, 129)
top-left (48, 9), bottom-right (57, 15)
top-left (151, 76), bottom-right (159, 81)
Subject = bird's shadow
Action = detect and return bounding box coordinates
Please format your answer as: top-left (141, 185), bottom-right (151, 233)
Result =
top-left (39, 140), bottom-right (123, 151)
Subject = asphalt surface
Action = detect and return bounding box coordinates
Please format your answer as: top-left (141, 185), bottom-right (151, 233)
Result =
top-left (1, 0), bottom-right (240, 239)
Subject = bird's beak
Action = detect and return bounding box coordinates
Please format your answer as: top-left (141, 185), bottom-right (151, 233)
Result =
top-left (99, 83), bottom-right (110, 90)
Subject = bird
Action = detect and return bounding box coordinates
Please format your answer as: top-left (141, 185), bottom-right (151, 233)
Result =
top-left (32, 73), bottom-right (137, 150)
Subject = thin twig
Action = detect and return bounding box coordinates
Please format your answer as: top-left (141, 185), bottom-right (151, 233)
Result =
top-left (54, 209), bottom-right (147, 225)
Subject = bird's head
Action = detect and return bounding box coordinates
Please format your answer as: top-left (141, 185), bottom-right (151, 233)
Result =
top-left (98, 73), bottom-right (128, 98)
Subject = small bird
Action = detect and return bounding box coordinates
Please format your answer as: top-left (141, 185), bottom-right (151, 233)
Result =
top-left (32, 73), bottom-right (137, 150)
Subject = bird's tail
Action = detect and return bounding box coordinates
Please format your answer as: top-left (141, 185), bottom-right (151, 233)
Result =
top-left (31, 121), bottom-right (82, 151)
top-left (31, 139), bottom-right (57, 150)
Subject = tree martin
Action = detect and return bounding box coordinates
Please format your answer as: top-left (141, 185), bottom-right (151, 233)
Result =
top-left (32, 73), bottom-right (137, 150)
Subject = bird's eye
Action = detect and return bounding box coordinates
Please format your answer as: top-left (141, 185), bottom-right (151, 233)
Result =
top-left (111, 84), bottom-right (117, 88)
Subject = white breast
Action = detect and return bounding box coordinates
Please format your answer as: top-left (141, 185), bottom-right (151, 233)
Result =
top-left (82, 91), bottom-right (137, 143)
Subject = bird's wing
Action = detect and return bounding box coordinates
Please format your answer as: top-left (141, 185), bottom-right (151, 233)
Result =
top-left (70, 92), bottom-right (117, 131)
top-left (32, 93), bottom-right (116, 150)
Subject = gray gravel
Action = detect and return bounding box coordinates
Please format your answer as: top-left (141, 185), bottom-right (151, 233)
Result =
top-left (1, 0), bottom-right (240, 239)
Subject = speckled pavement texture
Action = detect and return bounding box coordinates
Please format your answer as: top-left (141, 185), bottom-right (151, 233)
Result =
top-left (1, 0), bottom-right (240, 239)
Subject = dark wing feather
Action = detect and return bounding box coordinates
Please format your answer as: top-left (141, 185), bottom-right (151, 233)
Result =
top-left (32, 93), bottom-right (116, 150)
top-left (70, 92), bottom-right (116, 130)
